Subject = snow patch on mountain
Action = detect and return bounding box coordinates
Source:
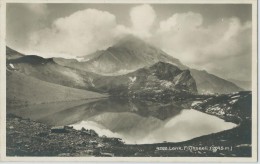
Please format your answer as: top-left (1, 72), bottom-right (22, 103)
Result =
top-left (128, 76), bottom-right (137, 90)
top-left (9, 63), bottom-right (15, 69)
top-left (129, 76), bottom-right (137, 83)
top-left (88, 77), bottom-right (95, 87)
top-left (231, 95), bottom-right (240, 99)
top-left (191, 101), bottom-right (202, 107)
top-left (75, 57), bottom-right (85, 62)
top-left (229, 99), bottom-right (238, 104)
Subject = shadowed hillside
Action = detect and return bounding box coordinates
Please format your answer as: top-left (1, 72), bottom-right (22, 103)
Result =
top-left (7, 70), bottom-right (107, 106)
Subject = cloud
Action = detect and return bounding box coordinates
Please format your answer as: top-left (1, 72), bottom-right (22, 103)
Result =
top-left (152, 12), bottom-right (252, 72)
top-left (23, 4), bottom-right (48, 16)
top-left (159, 12), bottom-right (203, 32)
top-left (129, 4), bottom-right (156, 38)
top-left (28, 8), bottom-right (119, 57)
top-left (28, 4), bottom-right (157, 57)
top-left (25, 5), bottom-right (251, 80)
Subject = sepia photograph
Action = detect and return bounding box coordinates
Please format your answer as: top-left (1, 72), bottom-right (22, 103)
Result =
top-left (0, 0), bottom-right (257, 162)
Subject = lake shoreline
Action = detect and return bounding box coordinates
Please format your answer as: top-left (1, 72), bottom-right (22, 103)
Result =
top-left (6, 114), bottom-right (251, 157)
top-left (6, 91), bottom-right (252, 157)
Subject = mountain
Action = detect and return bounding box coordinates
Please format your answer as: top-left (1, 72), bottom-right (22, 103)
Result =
top-left (190, 69), bottom-right (243, 94)
top-left (227, 79), bottom-right (251, 91)
top-left (54, 35), bottom-right (187, 75)
top-left (54, 35), bottom-right (243, 94)
top-left (7, 70), bottom-right (107, 106)
top-left (6, 48), bottom-right (196, 96)
top-left (91, 61), bottom-right (197, 101)
top-left (6, 33), bottom-right (243, 95)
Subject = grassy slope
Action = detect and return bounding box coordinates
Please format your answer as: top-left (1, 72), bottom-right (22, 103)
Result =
top-left (7, 56), bottom-right (99, 91)
top-left (7, 70), bottom-right (107, 106)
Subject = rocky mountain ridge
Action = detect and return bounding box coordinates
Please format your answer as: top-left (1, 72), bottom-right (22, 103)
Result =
top-left (6, 49), bottom-right (197, 102)
top-left (53, 35), bottom-right (243, 94)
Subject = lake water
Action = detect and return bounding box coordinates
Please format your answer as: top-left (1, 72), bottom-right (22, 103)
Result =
top-left (8, 98), bottom-right (237, 144)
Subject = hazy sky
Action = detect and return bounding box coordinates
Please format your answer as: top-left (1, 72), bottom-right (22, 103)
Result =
top-left (6, 3), bottom-right (252, 80)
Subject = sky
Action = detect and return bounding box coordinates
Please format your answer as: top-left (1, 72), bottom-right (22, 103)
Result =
top-left (6, 3), bottom-right (252, 80)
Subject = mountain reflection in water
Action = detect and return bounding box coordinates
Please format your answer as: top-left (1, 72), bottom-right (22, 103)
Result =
top-left (8, 98), bottom-right (237, 144)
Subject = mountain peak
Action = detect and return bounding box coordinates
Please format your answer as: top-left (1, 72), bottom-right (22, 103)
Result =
top-left (148, 61), bottom-right (184, 81)
top-left (150, 61), bottom-right (180, 71)
top-left (113, 35), bottom-right (149, 49)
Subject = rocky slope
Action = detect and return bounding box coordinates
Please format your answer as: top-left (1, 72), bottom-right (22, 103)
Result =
top-left (191, 91), bottom-right (251, 124)
top-left (92, 61), bottom-right (197, 99)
